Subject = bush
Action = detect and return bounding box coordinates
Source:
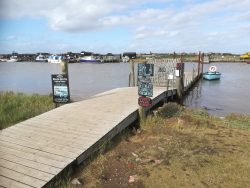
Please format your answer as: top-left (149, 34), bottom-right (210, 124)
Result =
top-left (157, 102), bottom-right (183, 118)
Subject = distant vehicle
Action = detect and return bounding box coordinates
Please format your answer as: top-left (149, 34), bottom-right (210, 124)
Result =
top-left (240, 52), bottom-right (250, 59)
top-left (36, 54), bottom-right (48, 62)
top-left (48, 55), bottom-right (64, 63)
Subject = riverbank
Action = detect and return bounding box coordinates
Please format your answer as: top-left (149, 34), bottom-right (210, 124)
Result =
top-left (55, 103), bottom-right (250, 188)
top-left (0, 92), bottom-right (54, 130)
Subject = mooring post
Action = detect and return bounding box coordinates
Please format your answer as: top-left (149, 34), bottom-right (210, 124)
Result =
top-left (129, 60), bottom-right (135, 87)
top-left (198, 51), bottom-right (201, 76)
top-left (61, 59), bottom-right (68, 75)
top-left (201, 53), bottom-right (204, 75)
top-left (176, 54), bottom-right (184, 100)
top-left (138, 106), bottom-right (146, 122)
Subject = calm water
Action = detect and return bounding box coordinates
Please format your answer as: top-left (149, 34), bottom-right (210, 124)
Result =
top-left (0, 62), bottom-right (129, 101)
top-left (183, 63), bottom-right (250, 116)
top-left (0, 62), bottom-right (250, 116)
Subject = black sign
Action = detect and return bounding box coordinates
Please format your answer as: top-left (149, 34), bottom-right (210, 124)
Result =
top-left (138, 63), bottom-right (154, 77)
top-left (138, 80), bottom-right (153, 97)
top-left (51, 74), bottom-right (70, 103)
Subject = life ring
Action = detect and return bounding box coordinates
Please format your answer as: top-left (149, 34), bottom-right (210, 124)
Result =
top-left (209, 66), bottom-right (217, 72)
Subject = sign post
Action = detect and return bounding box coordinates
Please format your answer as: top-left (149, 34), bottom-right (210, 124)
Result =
top-left (137, 63), bottom-right (154, 122)
top-left (51, 74), bottom-right (70, 107)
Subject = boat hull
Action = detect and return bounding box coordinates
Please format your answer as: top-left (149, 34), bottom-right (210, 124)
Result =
top-left (203, 72), bottom-right (221, 80)
top-left (36, 60), bottom-right (48, 63)
top-left (79, 59), bottom-right (101, 63)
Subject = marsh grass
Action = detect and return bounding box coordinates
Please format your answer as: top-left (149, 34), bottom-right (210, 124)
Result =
top-left (225, 113), bottom-right (250, 129)
top-left (0, 91), bottom-right (54, 129)
top-left (60, 103), bottom-right (250, 188)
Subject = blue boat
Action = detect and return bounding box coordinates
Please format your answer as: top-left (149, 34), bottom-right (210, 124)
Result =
top-left (203, 72), bottom-right (221, 80)
top-left (203, 66), bottom-right (221, 80)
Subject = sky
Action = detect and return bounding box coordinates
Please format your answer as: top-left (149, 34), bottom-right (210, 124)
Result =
top-left (0, 0), bottom-right (249, 54)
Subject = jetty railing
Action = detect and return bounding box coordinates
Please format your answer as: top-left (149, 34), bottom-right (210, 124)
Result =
top-left (130, 58), bottom-right (181, 89)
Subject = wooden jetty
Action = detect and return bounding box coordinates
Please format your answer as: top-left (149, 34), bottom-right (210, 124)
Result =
top-left (0, 87), bottom-right (177, 188)
top-left (0, 61), bottom-right (200, 188)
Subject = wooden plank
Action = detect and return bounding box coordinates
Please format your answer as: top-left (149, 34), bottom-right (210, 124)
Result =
top-left (21, 119), bottom-right (109, 136)
top-left (0, 166), bottom-right (46, 188)
top-left (0, 130), bottom-right (93, 151)
top-left (0, 146), bottom-right (66, 169)
top-left (0, 135), bottom-right (77, 160)
top-left (0, 152), bottom-right (61, 175)
top-left (0, 129), bottom-right (98, 151)
top-left (2, 130), bottom-right (86, 153)
top-left (27, 117), bottom-right (119, 132)
top-left (0, 176), bottom-right (32, 188)
top-left (0, 140), bottom-right (74, 163)
top-left (11, 123), bottom-right (103, 141)
top-left (0, 158), bottom-right (53, 182)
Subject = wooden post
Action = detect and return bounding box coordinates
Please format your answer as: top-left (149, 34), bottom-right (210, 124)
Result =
top-left (201, 53), bottom-right (204, 75)
top-left (198, 51), bottom-right (201, 76)
top-left (61, 60), bottom-right (68, 75)
top-left (138, 106), bottom-right (146, 122)
top-left (176, 55), bottom-right (184, 100)
top-left (129, 60), bottom-right (135, 87)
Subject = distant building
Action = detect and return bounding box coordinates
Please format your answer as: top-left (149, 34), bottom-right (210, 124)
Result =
top-left (122, 52), bottom-right (136, 59)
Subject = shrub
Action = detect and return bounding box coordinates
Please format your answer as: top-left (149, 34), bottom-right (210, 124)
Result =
top-left (157, 102), bottom-right (183, 118)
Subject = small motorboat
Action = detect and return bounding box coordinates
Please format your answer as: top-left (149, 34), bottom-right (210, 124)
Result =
top-left (48, 55), bottom-right (64, 63)
top-left (203, 66), bottom-right (221, 80)
top-left (36, 54), bottom-right (48, 62)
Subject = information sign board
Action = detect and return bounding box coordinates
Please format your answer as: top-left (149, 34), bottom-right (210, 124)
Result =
top-left (51, 74), bottom-right (70, 103)
top-left (138, 63), bottom-right (154, 77)
top-left (138, 81), bottom-right (153, 97)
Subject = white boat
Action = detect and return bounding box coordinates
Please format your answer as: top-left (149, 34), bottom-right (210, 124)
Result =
top-left (6, 56), bottom-right (18, 62)
top-left (47, 55), bottom-right (64, 63)
top-left (79, 51), bottom-right (102, 63)
top-left (36, 54), bottom-right (48, 62)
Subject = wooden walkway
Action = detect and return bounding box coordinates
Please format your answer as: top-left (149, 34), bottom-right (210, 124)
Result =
top-left (0, 87), bottom-right (176, 188)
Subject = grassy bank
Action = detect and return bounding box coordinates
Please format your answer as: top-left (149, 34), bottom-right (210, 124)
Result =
top-left (0, 92), bottom-right (54, 130)
top-left (57, 103), bottom-right (250, 188)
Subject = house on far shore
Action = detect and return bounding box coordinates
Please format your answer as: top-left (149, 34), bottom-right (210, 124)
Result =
top-left (122, 52), bottom-right (136, 62)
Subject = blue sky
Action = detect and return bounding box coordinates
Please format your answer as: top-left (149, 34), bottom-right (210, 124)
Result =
top-left (0, 0), bottom-right (249, 54)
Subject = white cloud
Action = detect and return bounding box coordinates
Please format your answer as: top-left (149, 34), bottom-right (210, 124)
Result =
top-left (0, 0), bottom-right (249, 53)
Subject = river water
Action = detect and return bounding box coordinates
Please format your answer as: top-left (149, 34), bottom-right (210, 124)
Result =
top-left (0, 62), bottom-right (129, 101)
top-left (0, 62), bottom-right (249, 116)
top-left (183, 63), bottom-right (250, 116)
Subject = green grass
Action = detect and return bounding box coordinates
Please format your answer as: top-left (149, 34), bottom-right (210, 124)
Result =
top-left (64, 103), bottom-right (250, 188)
top-left (0, 91), bottom-right (54, 130)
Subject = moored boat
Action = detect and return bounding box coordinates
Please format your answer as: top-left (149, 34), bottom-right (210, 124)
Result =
top-left (79, 51), bottom-right (102, 63)
top-left (6, 56), bottom-right (18, 62)
top-left (47, 55), bottom-right (64, 63)
top-left (36, 54), bottom-right (48, 62)
top-left (203, 66), bottom-right (221, 80)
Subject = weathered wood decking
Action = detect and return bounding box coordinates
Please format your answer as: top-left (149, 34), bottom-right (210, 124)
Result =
top-left (0, 87), bottom-right (176, 188)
